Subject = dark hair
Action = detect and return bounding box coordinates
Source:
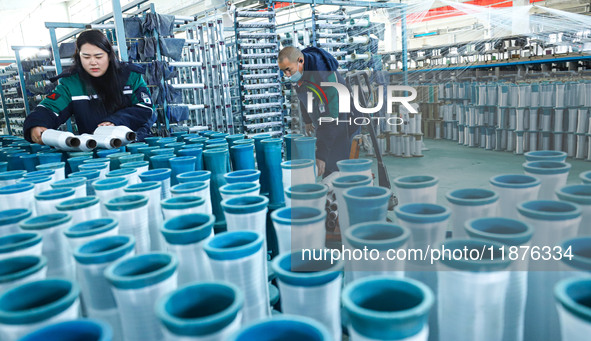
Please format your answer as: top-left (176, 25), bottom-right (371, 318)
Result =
top-left (71, 30), bottom-right (124, 114)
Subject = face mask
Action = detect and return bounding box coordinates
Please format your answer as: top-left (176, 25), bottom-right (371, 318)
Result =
top-left (288, 59), bottom-right (304, 82)
top-left (289, 70), bottom-right (303, 82)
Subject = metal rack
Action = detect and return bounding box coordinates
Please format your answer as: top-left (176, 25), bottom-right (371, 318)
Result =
top-left (5, 47), bottom-right (57, 137)
top-left (383, 33), bottom-right (591, 74)
top-left (165, 4), bottom-right (234, 133)
top-left (234, 2), bottom-right (284, 137)
top-left (0, 60), bottom-right (21, 135)
top-left (271, 0), bottom-right (408, 134)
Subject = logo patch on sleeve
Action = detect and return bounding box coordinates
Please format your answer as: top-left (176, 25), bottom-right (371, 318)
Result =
top-left (140, 92), bottom-right (152, 105)
top-left (46, 93), bottom-right (60, 100)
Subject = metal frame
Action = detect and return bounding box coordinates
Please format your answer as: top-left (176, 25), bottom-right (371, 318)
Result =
top-left (111, 0), bottom-right (129, 61)
top-left (148, 3), bottom-right (171, 134)
top-left (46, 22), bottom-right (87, 132)
top-left (0, 59), bottom-right (15, 135)
top-left (10, 46), bottom-right (47, 116)
top-left (274, 0), bottom-right (404, 7)
top-left (51, 0), bottom-right (149, 46)
top-left (388, 54), bottom-right (591, 75)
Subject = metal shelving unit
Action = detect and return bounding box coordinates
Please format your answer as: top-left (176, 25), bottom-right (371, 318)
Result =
top-left (234, 1), bottom-right (284, 137)
top-left (0, 60), bottom-right (20, 135)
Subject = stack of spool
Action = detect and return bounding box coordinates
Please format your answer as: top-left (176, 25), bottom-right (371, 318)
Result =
top-left (1, 64), bottom-right (28, 136)
top-left (312, 10), bottom-right (372, 73)
top-left (325, 190), bottom-right (338, 233)
top-left (424, 79), bottom-right (591, 160)
top-left (386, 102), bottom-right (422, 158)
top-left (418, 84), bottom-right (441, 139)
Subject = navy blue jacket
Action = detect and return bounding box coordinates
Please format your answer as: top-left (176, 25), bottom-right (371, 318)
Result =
top-left (293, 47), bottom-right (351, 176)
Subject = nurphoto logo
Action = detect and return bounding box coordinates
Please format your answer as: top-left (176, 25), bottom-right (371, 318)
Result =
top-left (307, 82), bottom-right (418, 126)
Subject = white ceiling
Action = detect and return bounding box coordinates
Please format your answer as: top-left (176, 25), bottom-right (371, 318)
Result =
top-left (0, 0), bottom-right (68, 12)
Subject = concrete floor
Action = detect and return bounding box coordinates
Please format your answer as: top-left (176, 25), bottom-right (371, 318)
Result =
top-left (372, 139), bottom-right (591, 206)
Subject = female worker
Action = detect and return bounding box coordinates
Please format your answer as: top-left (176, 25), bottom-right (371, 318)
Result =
top-left (24, 29), bottom-right (153, 143)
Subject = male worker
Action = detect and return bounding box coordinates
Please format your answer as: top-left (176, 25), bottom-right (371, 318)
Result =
top-left (278, 46), bottom-right (354, 177)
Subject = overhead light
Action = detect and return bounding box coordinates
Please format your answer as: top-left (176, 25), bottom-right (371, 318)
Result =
top-left (37, 49), bottom-right (52, 57)
top-left (18, 48), bottom-right (39, 59)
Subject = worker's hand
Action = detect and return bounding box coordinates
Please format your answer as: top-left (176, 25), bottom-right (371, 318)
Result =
top-left (305, 123), bottom-right (315, 136)
top-left (31, 126), bottom-right (47, 145)
top-left (98, 122), bottom-right (115, 127)
top-left (316, 159), bottom-right (325, 177)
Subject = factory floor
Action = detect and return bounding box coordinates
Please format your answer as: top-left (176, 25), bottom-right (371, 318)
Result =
top-left (374, 139), bottom-right (590, 205)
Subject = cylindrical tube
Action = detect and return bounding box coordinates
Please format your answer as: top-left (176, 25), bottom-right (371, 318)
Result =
top-left (161, 196), bottom-right (207, 220)
top-left (344, 222), bottom-right (409, 282)
top-left (69, 169), bottom-right (100, 196)
top-left (223, 170), bottom-right (260, 185)
top-left (63, 217), bottom-right (119, 252)
top-left (0, 279), bottom-right (80, 340)
top-left (281, 159), bottom-right (315, 198)
top-left (56, 196), bottom-right (101, 226)
top-left (73, 235), bottom-right (135, 341)
top-left (50, 177), bottom-right (86, 198)
top-left (169, 156), bottom-right (197, 186)
top-left (489, 174), bottom-right (541, 219)
top-left (105, 252), bottom-right (178, 341)
top-left (138, 168), bottom-right (171, 200)
top-left (18, 319), bottom-right (113, 341)
top-left (105, 195), bottom-right (150, 254)
top-left (445, 188), bottom-right (499, 238)
top-left (93, 126), bottom-right (136, 145)
top-left (0, 233), bottom-right (43, 260)
top-left (40, 129), bottom-right (81, 150)
top-left (203, 148), bottom-right (229, 231)
top-left (465, 217), bottom-right (534, 341)
top-left (84, 134), bottom-right (122, 149)
top-left (343, 186), bottom-right (391, 228)
top-left (36, 162), bottom-right (66, 181)
top-left (518, 200), bottom-right (582, 341)
top-left (0, 170), bottom-right (27, 187)
top-left (343, 276), bottom-right (434, 341)
top-left (332, 175), bottom-right (372, 232)
top-left (19, 213), bottom-right (74, 280)
top-left (271, 206), bottom-right (326, 254)
top-left (161, 214), bottom-right (215, 285)
top-left (124, 182), bottom-right (164, 251)
top-left (336, 159), bottom-right (373, 184)
top-left (272, 249), bottom-right (344, 341)
top-left (204, 231), bottom-right (269, 324)
top-left (219, 182), bottom-right (261, 201)
top-left (285, 183), bottom-right (328, 209)
top-left (76, 134), bottom-right (98, 152)
top-left (17, 175), bottom-right (52, 195)
top-left (522, 161), bottom-right (571, 200)
top-left (93, 177), bottom-right (128, 216)
top-left (438, 239), bottom-right (511, 341)
top-left (221, 195), bottom-right (268, 238)
top-left (156, 281), bottom-right (243, 340)
top-left (0, 255), bottom-right (47, 293)
top-left (106, 168), bottom-right (138, 185)
top-left (170, 181), bottom-right (211, 214)
top-left (0, 208), bottom-right (32, 237)
top-left (0, 183), bottom-right (35, 211)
